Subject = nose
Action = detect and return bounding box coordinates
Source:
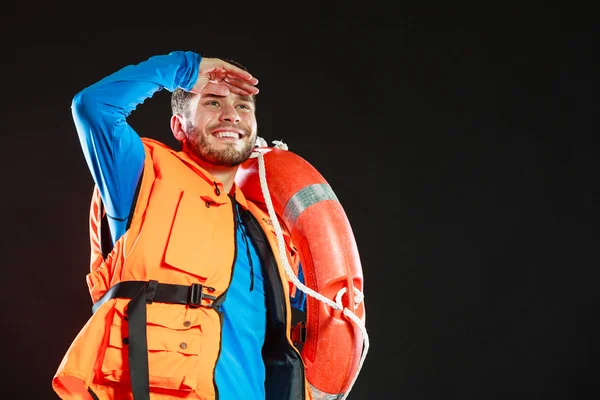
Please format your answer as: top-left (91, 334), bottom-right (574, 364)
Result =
top-left (219, 104), bottom-right (240, 123)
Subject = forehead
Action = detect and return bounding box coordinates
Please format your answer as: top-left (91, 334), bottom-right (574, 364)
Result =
top-left (197, 92), bottom-right (255, 103)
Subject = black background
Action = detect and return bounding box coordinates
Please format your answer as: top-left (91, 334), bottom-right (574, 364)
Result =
top-left (1, 3), bottom-right (597, 399)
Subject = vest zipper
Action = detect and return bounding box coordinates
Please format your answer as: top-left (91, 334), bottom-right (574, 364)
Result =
top-left (236, 205), bottom-right (255, 291)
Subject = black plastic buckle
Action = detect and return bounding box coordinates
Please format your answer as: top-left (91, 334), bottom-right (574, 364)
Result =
top-left (188, 283), bottom-right (216, 308)
top-left (291, 320), bottom-right (307, 346)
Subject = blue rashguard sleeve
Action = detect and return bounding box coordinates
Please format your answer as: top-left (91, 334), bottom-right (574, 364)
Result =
top-left (71, 51), bottom-right (201, 244)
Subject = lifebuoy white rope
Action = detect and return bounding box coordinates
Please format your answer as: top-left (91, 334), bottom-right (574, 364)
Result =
top-left (250, 140), bottom-right (369, 399)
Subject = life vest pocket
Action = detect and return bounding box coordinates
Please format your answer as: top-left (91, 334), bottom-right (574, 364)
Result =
top-left (164, 189), bottom-right (235, 280)
top-left (98, 299), bottom-right (203, 391)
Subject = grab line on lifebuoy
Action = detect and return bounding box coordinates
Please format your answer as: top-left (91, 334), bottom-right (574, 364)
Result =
top-left (249, 144), bottom-right (370, 400)
top-left (335, 287), bottom-right (363, 311)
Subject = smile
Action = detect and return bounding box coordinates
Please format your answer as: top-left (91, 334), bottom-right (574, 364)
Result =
top-left (213, 131), bottom-right (241, 139)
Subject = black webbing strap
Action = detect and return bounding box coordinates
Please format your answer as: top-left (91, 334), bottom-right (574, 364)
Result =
top-left (91, 280), bottom-right (217, 399)
top-left (91, 281), bottom-right (217, 314)
top-left (127, 280), bottom-right (155, 400)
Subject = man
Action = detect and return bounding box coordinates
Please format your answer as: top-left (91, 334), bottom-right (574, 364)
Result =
top-left (52, 51), bottom-right (312, 400)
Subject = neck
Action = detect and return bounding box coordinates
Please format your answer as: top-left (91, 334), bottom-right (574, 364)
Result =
top-left (182, 148), bottom-right (239, 194)
top-left (204, 165), bottom-right (239, 194)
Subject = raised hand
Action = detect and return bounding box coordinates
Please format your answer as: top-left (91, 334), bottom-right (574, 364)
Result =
top-left (191, 57), bottom-right (259, 97)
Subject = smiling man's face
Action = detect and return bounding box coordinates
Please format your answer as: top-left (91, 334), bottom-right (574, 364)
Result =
top-left (180, 92), bottom-right (257, 167)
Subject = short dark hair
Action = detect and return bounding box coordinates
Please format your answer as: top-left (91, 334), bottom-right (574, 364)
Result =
top-left (171, 58), bottom-right (257, 116)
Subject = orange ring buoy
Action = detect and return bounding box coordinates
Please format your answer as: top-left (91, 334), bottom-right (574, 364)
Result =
top-left (235, 146), bottom-right (366, 397)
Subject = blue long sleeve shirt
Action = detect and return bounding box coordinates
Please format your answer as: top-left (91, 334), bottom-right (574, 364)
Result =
top-left (72, 51), bottom-right (304, 399)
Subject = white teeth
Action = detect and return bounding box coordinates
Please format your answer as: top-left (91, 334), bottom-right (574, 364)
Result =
top-left (214, 131), bottom-right (240, 139)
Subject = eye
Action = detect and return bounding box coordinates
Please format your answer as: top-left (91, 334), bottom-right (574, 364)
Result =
top-left (204, 100), bottom-right (221, 107)
top-left (236, 104), bottom-right (253, 111)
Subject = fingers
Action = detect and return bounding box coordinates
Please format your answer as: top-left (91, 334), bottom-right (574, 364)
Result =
top-left (218, 64), bottom-right (259, 96)
top-left (198, 57), bottom-right (259, 96)
top-left (194, 81), bottom-right (257, 98)
top-left (223, 64), bottom-right (259, 86)
top-left (224, 76), bottom-right (259, 96)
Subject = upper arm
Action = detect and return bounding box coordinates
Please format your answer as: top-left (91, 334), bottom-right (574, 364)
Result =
top-left (72, 92), bottom-right (145, 244)
top-left (71, 51), bottom-right (200, 244)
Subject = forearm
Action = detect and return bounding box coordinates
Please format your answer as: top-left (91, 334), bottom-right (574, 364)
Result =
top-left (73, 51), bottom-right (200, 119)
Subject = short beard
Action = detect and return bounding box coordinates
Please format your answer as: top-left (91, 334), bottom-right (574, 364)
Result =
top-left (185, 124), bottom-right (256, 167)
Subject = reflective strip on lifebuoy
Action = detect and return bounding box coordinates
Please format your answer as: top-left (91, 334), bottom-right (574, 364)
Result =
top-left (282, 183), bottom-right (338, 227)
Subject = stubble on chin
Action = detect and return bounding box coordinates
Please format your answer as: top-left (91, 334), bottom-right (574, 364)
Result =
top-left (185, 128), bottom-right (256, 167)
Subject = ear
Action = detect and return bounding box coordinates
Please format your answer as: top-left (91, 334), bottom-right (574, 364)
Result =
top-left (170, 114), bottom-right (186, 142)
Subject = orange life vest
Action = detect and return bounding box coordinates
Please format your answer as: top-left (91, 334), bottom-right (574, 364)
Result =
top-left (52, 137), bottom-right (312, 400)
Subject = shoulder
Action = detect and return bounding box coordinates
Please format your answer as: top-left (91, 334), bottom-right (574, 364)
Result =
top-left (140, 137), bottom-right (170, 149)
top-left (140, 137), bottom-right (179, 158)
